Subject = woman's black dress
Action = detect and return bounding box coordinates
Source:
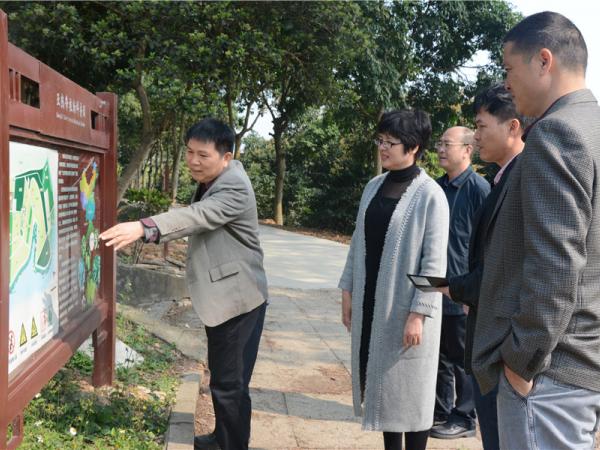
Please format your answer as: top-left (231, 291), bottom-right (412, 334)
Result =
top-left (360, 163), bottom-right (420, 395)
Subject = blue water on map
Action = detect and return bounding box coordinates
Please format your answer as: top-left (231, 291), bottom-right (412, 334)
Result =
top-left (9, 223), bottom-right (57, 308)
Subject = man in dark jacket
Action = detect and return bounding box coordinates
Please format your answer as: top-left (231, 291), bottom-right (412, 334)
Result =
top-left (438, 84), bottom-right (526, 449)
top-left (431, 126), bottom-right (489, 439)
top-left (473, 12), bottom-right (600, 450)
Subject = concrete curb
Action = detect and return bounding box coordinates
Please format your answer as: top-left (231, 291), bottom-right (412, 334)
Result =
top-left (117, 303), bottom-right (207, 361)
top-left (117, 303), bottom-right (206, 450)
top-left (117, 261), bottom-right (190, 306)
top-left (164, 372), bottom-right (201, 450)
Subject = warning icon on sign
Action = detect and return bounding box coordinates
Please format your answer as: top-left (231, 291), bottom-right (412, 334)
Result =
top-left (31, 318), bottom-right (38, 339)
top-left (20, 323), bottom-right (27, 346)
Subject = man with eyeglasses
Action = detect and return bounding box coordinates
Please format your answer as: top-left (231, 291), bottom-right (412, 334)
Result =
top-left (431, 127), bottom-right (489, 440)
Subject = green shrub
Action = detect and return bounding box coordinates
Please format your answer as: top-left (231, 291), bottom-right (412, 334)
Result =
top-left (21, 316), bottom-right (180, 449)
top-left (118, 188), bottom-right (172, 222)
top-left (124, 188), bottom-right (171, 213)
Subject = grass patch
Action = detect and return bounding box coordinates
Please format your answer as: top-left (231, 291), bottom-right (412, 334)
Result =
top-left (20, 315), bottom-right (183, 449)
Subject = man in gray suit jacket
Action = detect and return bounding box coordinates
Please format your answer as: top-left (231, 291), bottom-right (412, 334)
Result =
top-left (472, 12), bottom-right (600, 449)
top-left (100, 118), bottom-right (268, 450)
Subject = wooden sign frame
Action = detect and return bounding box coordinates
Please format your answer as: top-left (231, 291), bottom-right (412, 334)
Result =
top-left (0, 10), bottom-right (117, 449)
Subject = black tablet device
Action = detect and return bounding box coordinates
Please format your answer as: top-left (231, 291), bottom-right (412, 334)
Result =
top-left (406, 274), bottom-right (449, 292)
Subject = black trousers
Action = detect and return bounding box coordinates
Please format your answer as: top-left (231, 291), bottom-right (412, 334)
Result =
top-left (474, 379), bottom-right (499, 450)
top-left (434, 314), bottom-right (476, 427)
top-left (205, 302), bottom-right (266, 450)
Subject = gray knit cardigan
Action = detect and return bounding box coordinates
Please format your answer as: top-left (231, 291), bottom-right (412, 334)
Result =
top-left (339, 169), bottom-right (449, 432)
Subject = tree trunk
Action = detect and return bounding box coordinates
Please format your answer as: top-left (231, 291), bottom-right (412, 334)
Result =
top-left (163, 138), bottom-right (170, 193)
top-left (373, 146), bottom-right (382, 176)
top-left (171, 125), bottom-right (185, 203)
top-left (234, 133), bottom-right (243, 160)
top-left (117, 79), bottom-right (155, 203)
top-left (146, 146), bottom-right (154, 191)
top-left (273, 127), bottom-right (285, 225)
top-left (226, 88), bottom-right (262, 160)
top-left (233, 104), bottom-right (262, 160)
top-left (373, 106), bottom-right (384, 176)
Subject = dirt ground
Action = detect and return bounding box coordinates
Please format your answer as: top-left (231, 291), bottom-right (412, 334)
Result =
top-left (122, 224), bottom-right (353, 445)
top-left (194, 366), bottom-right (215, 437)
top-left (118, 238), bottom-right (189, 266)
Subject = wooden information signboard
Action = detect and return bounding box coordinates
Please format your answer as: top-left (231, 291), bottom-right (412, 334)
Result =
top-left (0, 10), bottom-right (117, 449)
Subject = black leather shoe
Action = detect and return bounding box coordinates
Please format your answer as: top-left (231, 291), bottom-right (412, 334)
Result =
top-left (430, 422), bottom-right (476, 439)
top-left (194, 432), bottom-right (220, 450)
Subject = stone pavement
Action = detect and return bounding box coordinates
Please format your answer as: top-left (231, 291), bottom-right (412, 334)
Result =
top-left (249, 225), bottom-right (483, 449)
top-left (127, 225), bottom-right (484, 449)
top-left (248, 287), bottom-right (482, 449)
top-left (259, 225), bottom-right (350, 289)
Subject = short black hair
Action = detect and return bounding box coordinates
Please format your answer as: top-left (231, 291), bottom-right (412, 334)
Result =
top-left (376, 108), bottom-right (432, 160)
top-left (185, 118), bottom-right (235, 156)
top-left (474, 83), bottom-right (527, 127)
top-left (504, 11), bottom-right (587, 73)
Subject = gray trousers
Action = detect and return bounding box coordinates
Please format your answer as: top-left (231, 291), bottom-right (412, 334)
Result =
top-left (497, 372), bottom-right (600, 450)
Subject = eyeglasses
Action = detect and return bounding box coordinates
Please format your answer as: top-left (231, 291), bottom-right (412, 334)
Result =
top-left (435, 141), bottom-right (469, 150)
top-left (374, 138), bottom-right (402, 150)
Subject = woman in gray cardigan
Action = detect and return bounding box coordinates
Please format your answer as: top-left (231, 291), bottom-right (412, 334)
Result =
top-left (339, 109), bottom-right (449, 450)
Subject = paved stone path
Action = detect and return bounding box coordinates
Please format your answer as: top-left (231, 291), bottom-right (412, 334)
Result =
top-left (130, 225), bottom-right (600, 449)
top-left (247, 288), bottom-right (483, 449)
top-left (259, 225), bottom-right (350, 290)
top-left (126, 225), bottom-right (484, 448)
top-left (247, 226), bottom-right (483, 449)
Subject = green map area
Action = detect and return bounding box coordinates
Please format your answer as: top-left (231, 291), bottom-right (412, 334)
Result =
top-left (9, 160), bottom-right (55, 291)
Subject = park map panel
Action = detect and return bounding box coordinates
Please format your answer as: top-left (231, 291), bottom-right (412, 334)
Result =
top-left (9, 142), bottom-right (59, 373)
top-left (8, 141), bottom-right (102, 374)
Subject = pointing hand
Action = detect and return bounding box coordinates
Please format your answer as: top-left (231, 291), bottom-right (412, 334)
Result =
top-left (99, 221), bottom-right (144, 251)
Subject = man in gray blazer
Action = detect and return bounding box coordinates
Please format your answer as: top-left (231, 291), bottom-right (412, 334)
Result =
top-left (100, 118), bottom-right (268, 450)
top-left (472, 12), bottom-right (600, 449)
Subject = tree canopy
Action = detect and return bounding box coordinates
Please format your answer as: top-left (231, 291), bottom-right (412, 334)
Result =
top-left (2, 0), bottom-right (521, 231)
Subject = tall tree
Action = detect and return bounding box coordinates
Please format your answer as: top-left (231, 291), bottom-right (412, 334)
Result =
top-left (251, 1), bottom-right (368, 224)
top-left (3, 0), bottom-right (522, 226)
top-left (335, 2), bottom-right (419, 175)
top-left (333, 0), bottom-right (521, 175)
top-left (193, 3), bottom-right (270, 160)
top-left (405, 0), bottom-right (521, 131)
top-left (3, 1), bottom-right (222, 202)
